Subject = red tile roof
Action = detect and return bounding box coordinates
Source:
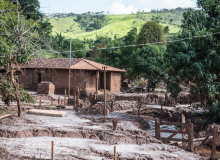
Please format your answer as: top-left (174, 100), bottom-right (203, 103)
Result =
top-left (23, 58), bottom-right (126, 72)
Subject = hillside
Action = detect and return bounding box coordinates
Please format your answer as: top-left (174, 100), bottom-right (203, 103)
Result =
top-left (49, 11), bottom-right (184, 40)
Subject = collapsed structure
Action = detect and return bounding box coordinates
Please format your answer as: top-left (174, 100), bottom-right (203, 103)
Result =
top-left (18, 58), bottom-right (126, 93)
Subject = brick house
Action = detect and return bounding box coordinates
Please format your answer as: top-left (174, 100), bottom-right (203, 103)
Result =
top-left (18, 58), bottom-right (126, 93)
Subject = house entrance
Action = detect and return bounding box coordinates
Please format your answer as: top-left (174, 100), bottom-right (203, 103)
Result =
top-left (99, 72), bottom-right (111, 91)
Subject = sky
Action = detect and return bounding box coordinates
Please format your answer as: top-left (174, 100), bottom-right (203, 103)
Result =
top-left (39, 0), bottom-right (197, 14)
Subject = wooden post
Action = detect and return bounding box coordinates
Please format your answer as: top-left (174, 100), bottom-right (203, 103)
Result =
top-left (68, 66), bottom-right (71, 99)
top-left (112, 119), bottom-right (118, 130)
top-left (114, 146), bottom-right (117, 160)
top-left (187, 120), bottom-right (191, 150)
top-left (138, 99), bottom-right (141, 117)
top-left (74, 88), bottom-right (76, 108)
top-left (39, 98), bottom-right (41, 107)
top-left (155, 119), bottom-right (161, 139)
top-left (51, 141), bottom-right (54, 160)
top-left (211, 127), bottom-right (218, 160)
top-left (160, 105), bottom-right (163, 120)
top-left (58, 96), bottom-right (60, 106)
top-left (190, 122), bottom-right (194, 152)
top-left (181, 113), bottom-right (186, 147)
top-left (76, 86), bottom-right (80, 107)
top-left (96, 71), bottom-right (99, 93)
top-left (64, 89), bottom-right (66, 106)
top-left (102, 66), bottom-right (107, 122)
top-left (188, 119), bottom-right (193, 152)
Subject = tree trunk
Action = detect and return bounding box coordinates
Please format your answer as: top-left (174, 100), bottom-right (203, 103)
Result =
top-left (10, 65), bottom-right (22, 117)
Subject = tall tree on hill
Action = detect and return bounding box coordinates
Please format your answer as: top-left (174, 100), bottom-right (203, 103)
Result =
top-left (131, 45), bottom-right (165, 91)
top-left (136, 21), bottom-right (166, 45)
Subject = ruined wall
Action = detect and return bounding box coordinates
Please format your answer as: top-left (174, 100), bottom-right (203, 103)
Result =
top-left (85, 71), bottom-right (96, 92)
top-left (19, 69), bottom-right (52, 90)
top-left (51, 70), bottom-right (96, 93)
top-left (110, 72), bottom-right (121, 92)
top-left (18, 69), bottom-right (34, 89)
top-left (19, 69), bottom-right (97, 93)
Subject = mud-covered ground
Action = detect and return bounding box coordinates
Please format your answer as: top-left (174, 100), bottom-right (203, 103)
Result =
top-left (0, 110), bottom-right (203, 160)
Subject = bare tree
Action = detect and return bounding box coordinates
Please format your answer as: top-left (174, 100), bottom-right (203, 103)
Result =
top-left (0, 1), bottom-right (46, 117)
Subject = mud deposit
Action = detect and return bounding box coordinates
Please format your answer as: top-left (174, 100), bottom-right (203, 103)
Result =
top-left (0, 111), bottom-right (202, 159)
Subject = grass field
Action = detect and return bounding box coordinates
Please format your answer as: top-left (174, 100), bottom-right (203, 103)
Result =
top-left (49, 12), bottom-right (182, 40)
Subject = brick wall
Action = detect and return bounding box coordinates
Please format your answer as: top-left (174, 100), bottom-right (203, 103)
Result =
top-left (19, 69), bottom-right (35, 89)
top-left (86, 71), bottom-right (96, 92)
top-left (110, 72), bottom-right (121, 92)
top-left (19, 69), bottom-right (98, 93)
top-left (19, 69), bottom-right (52, 90)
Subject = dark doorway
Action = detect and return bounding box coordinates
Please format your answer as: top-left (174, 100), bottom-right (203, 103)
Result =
top-left (99, 72), bottom-right (111, 90)
top-left (38, 72), bottom-right (42, 83)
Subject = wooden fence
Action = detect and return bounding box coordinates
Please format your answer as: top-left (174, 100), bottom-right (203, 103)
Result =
top-left (155, 117), bottom-right (194, 151)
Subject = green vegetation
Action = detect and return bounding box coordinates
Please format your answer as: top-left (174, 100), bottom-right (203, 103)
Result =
top-left (166, 0), bottom-right (220, 119)
top-left (136, 21), bottom-right (165, 44)
top-left (0, 0), bottom-right (44, 117)
top-left (0, 107), bottom-right (12, 116)
top-left (49, 12), bottom-right (182, 40)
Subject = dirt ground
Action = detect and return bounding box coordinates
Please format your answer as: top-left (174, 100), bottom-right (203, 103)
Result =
top-left (0, 110), bottom-right (203, 160)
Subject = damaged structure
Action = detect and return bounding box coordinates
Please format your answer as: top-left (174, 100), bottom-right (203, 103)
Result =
top-left (18, 58), bottom-right (126, 93)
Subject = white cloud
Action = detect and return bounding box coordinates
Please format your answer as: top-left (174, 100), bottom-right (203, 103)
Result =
top-left (109, 2), bottom-right (138, 14)
top-left (140, 0), bottom-right (196, 9)
top-left (144, 8), bottom-right (151, 13)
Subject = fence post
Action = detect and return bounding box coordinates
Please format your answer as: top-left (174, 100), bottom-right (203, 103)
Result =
top-left (114, 146), bottom-right (117, 160)
top-left (187, 119), bottom-right (194, 152)
top-left (51, 141), bottom-right (54, 160)
top-left (160, 105), bottom-right (163, 120)
top-left (58, 96), bottom-right (61, 106)
top-left (64, 89), bottom-right (66, 106)
top-left (39, 98), bottom-right (41, 108)
top-left (187, 119), bottom-right (191, 150)
top-left (74, 88), bottom-right (76, 108)
top-left (181, 113), bottom-right (186, 147)
top-left (155, 119), bottom-right (161, 140)
top-left (211, 126), bottom-right (218, 160)
top-left (190, 122), bottom-right (194, 152)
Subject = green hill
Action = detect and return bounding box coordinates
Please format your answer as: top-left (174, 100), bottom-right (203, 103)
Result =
top-left (49, 12), bottom-right (183, 40)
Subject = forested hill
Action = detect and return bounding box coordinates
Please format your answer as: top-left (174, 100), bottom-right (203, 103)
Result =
top-left (49, 9), bottom-right (186, 40)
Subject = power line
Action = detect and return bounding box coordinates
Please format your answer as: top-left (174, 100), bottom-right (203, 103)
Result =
top-left (0, 31), bottom-right (219, 58)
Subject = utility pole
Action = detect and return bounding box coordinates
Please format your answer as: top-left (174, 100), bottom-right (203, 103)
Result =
top-left (68, 39), bottom-right (72, 98)
top-left (102, 66), bottom-right (107, 122)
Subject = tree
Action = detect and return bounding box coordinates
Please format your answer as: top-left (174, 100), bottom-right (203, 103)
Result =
top-left (131, 45), bottom-right (165, 91)
top-left (166, 1), bottom-right (220, 119)
top-left (17, 0), bottom-right (42, 20)
top-left (0, 76), bottom-right (35, 107)
top-left (136, 21), bottom-right (166, 45)
top-left (164, 26), bottom-right (170, 33)
top-left (0, 0), bottom-right (44, 117)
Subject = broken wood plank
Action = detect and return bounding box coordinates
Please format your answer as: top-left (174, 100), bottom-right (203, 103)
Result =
top-left (160, 121), bottom-right (184, 126)
top-left (28, 109), bottom-right (66, 117)
top-left (163, 123), bottom-right (189, 143)
top-left (160, 130), bottom-right (187, 134)
top-left (0, 114), bottom-right (12, 119)
top-left (161, 137), bottom-right (188, 142)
